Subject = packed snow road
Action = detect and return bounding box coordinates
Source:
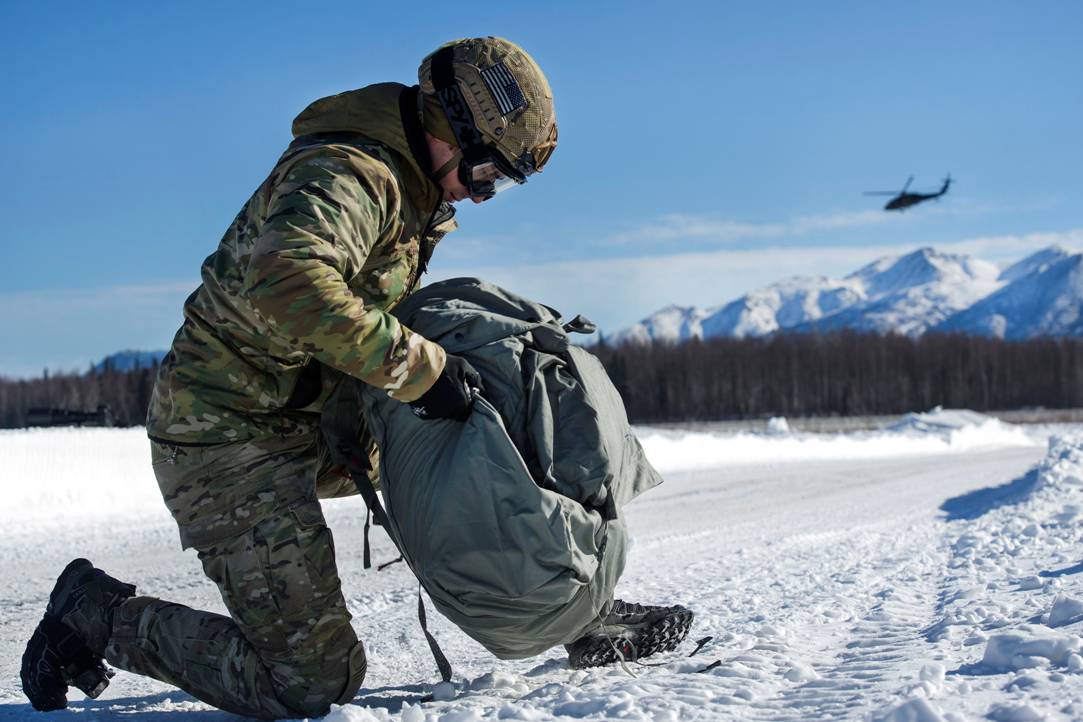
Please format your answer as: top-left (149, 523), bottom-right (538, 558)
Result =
top-left (1, 413), bottom-right (1082, 721)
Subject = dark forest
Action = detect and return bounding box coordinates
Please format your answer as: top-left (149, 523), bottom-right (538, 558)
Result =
top-left (0, 365), bottom-right (159, 428)
top-left (2, 332), bottom-right (1080, 428)
top-left (592, 332), bottom-right (1083, 423)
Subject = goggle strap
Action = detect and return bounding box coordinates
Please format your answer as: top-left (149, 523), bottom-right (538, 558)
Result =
top-left (432, 150), bottom-right (461, 181)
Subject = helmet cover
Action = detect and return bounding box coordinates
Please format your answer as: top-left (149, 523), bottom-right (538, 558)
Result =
top-left (419, 37), bottom-right (557, 174)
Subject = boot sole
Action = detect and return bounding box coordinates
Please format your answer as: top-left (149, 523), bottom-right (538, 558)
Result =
top-left (22, 624), bottom-right (68, 711)
top-left (22, 559), bottom-right (97, 712)
top-left (569, 607), bottom-right (694, 669)
top-left (23, 559), bottom-right (115, 707)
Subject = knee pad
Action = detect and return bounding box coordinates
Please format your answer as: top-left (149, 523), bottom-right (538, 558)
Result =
top-left (335, 640), bottom-right (367, 705)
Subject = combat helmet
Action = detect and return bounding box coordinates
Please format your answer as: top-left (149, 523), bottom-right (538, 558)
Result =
top-left (419, 37), bottom-right (557, 200)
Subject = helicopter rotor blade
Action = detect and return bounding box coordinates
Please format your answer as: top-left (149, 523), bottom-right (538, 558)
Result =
top-left (902, 175), bottom-right (913, 193)
top-left (864, 191), bottom-right (898, 195)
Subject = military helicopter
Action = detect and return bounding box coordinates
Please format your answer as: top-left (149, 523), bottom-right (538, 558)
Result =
top-left (864, 174), bottom-right (952, 211)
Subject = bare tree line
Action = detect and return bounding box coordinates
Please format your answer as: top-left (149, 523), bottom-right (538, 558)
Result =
top-left (1, 333), bottom-right (1080, 428)
top-left (592, 332), bottom-right (1083, 424)
top-left (0, 365), bottom-right (159, 428)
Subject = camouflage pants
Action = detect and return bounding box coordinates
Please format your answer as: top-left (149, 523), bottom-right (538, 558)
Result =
top-left (104, 435), bottom-right (366, 719)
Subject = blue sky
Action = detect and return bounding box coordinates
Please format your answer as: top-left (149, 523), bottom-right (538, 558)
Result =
top-left (2, 1), bottom-right (1081, 376)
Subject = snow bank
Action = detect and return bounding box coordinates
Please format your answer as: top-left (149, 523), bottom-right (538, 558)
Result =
top-left (0, 427), bottom-right (169, 536)
top-left (765, 416), bottom-right (791, 434)
top-left (638, 408), bottom-right (1038, 473)
top-left (926, 430), bottom-right (1083, 707)
top-left (981, 625), bottom-right (1082, 671)
top-left (873, 697), bottom-right (947, 722)
top-left (1034, 431), bottom-right (1083, 494)
top-left (885, 406), bottom-right (996, 434)
top-left (0, 409), bottom-right (1046, 534)
top-left (1048, 595), bottom-right (1083, 627)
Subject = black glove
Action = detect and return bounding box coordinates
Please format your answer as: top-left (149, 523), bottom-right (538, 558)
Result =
top-left (408, 354), bottom-right (484, 421)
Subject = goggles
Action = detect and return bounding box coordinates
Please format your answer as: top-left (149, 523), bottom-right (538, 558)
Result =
top-left (458, 147), bottom-right (537, 200)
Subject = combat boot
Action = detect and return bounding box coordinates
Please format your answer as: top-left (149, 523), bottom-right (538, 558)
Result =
top-left (566, 600), bottom-right (694, 669)
top-left (21, 559), bottom-right (135, 711)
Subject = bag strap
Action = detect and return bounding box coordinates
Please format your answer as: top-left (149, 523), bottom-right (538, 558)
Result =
top-left (418, 588), bottom-right (453, 683)
top-left (321, 381), bottom-right (392, 531)
top-left (320, 379), bottom-right (454, 682)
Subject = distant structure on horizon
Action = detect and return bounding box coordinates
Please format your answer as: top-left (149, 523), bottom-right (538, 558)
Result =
top-left (26, 404), bottom-right (116, 428)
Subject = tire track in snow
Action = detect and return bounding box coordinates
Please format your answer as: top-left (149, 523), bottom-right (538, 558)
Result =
top-left (772, 558), bottom-right (944, 720)
top-left (671, 519), bottom-right (952, 721)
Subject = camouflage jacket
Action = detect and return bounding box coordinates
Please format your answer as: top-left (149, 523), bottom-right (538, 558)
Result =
top-left (147, 83), bottom-right (457, 444)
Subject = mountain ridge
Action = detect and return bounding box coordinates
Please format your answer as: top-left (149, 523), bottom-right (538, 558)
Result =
top-left (611, 245), bottom-right (1082, 344)
top-left (95, 349), bottom-right (167, 373)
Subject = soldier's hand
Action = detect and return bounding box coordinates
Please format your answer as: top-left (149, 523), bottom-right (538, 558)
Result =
top-left (408, 354), bottom-right (484, 421)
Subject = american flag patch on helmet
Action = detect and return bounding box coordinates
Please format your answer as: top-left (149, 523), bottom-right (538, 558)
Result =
top-left (481, 62), bottom-right (526, 116)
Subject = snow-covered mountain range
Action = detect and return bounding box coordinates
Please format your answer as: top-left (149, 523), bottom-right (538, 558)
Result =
top-left (612, 246), bottom-right (1083, 344)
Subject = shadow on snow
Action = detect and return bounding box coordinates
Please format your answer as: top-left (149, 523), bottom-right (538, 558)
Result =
top-left (938, 468), bottom-right (1039, 521)
top-left (351, 682), bottom-right (434, 712)
top-left (0, 691), bottom-right (230, 720)
top-left (0, 683), bottom-right (439, 720)
top-left (1040, 560), bottom-right (1083, 579)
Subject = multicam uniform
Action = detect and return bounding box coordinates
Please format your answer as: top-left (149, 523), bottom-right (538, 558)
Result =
top-left (109, 82), bottom-right (456, 718)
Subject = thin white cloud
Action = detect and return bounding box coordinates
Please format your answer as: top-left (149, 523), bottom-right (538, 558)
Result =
top-left (789, 210), bottom-right (896, 234)
top-left (937, 229), bottom-right (1083, 261)
top-left (605, 209), bottom-right (899, 245)
top-left (921, 196), bottom-right (1062, 218)
top-left (0, 280), bottom-right (195, 377)
top-left (602, 196), bottom-right (1062, 248)
top-left (0, 280), bottom-right (195, 314)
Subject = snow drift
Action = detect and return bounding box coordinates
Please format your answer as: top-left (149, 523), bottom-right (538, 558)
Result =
top-left (0, 409), bottom-right (1041, 536)
top-left (638, 408), bottom-right (1039, 474)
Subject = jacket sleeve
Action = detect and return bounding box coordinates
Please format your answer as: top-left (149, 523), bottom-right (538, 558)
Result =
top-left (242, 149), bottom-right (444, 402)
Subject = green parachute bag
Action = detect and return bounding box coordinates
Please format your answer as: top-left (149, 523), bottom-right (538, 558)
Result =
top-left (323, 278), bottom-right (662, 660)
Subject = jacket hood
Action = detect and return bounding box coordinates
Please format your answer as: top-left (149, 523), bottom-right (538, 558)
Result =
top-left (292, 82), bottom-right (440, 208)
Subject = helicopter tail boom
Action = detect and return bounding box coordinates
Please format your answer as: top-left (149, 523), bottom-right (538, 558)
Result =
top-left (938, 173), bottom-right (952, 195)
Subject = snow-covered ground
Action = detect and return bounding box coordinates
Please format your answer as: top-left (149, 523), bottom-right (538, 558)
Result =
top-left (2, 410), bottom-right (1082, 721)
